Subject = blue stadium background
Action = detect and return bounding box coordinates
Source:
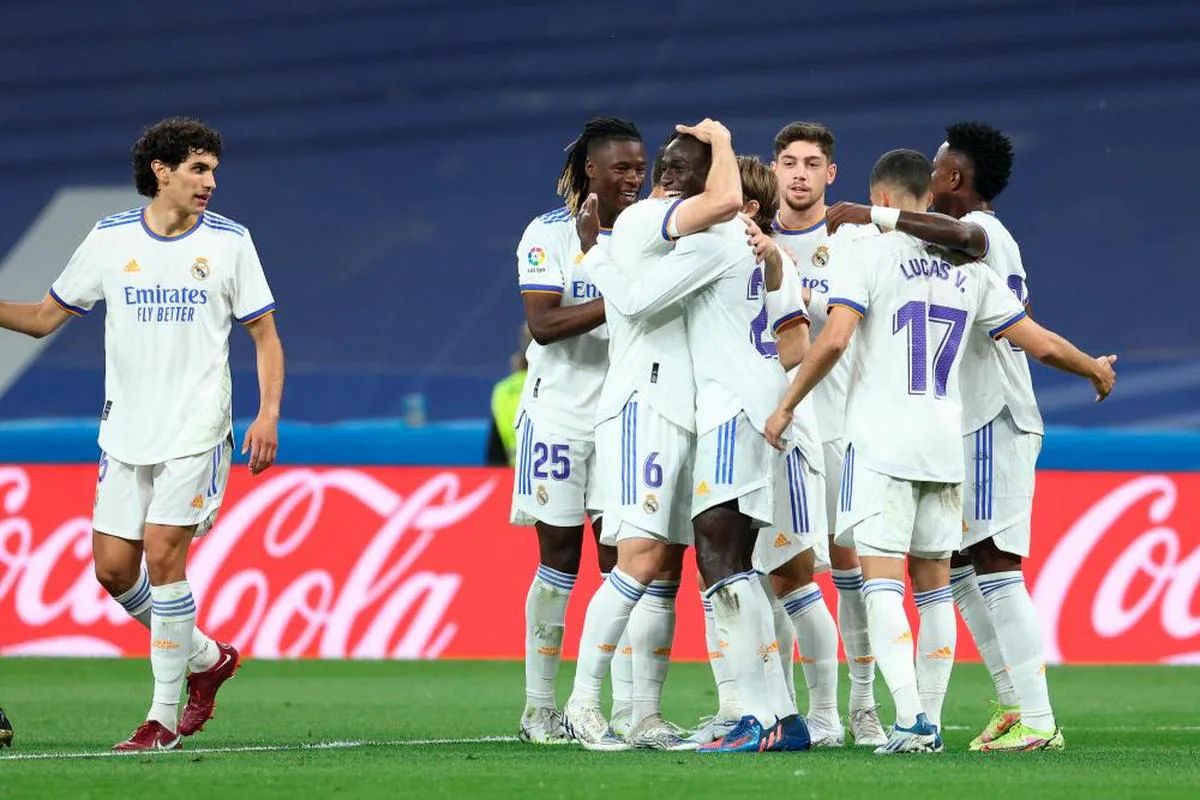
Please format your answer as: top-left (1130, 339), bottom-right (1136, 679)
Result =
top-left (0, 0), bottom-right (1196, 430)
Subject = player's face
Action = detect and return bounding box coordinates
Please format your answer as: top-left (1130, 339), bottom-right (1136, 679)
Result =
top-left (587, 140), bottom-right (647, 216)
top-left (929, 142), bottom-right (957, 214)
top-left (658, 138), bottom-right (709, 198)
top-left (772, 141), bottom-right (836, 213)
top-left (156, 151), bottom-right (218, 215)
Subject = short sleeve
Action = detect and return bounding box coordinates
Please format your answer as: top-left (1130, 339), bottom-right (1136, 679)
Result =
top-left (233, 231), bottom-right (276, 324)
top-left (767, 248), bottom-right (809, 335)
top-left (517, 218), bottom-right (565, 296)
top-left (48, 228), bottom-right (104, 316)
top-left (826, 238), bottom-right (874, 318)
top-left (975, 268), bottom-right (1027, 339)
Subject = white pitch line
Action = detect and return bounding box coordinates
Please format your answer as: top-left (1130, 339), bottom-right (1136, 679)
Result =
top-left (0, 735), bottom-right (519, 762)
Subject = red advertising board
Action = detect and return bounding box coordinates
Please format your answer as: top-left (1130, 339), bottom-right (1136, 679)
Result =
top-left (0, 465), bottom-right (1195, 663)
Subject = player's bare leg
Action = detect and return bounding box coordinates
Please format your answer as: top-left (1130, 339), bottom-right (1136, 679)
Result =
top-left (829, 538), bottom-right (886, 745)
top-left (772, 549), bottom-right (843, 746)
top-left (950, 546), bottom-right (1020, 746)
top-left (971, 538), bottom-right (1062, 752)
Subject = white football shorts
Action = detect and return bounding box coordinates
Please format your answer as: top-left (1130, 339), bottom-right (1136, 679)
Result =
top-left (834, 445), bottom-right (962, 559)
top-left (596, 393), bottom-right (693, 546)
top-left (92, 435), bottom-right (233, 541)
top-left (961, 407), bottom-right (1041, 557)
top-left (822, 438), bottom-right (844, 536)
top-left (510, 411), bottom-right (604, 528)
top-left (753, 444), bottom-right (829, 574)
top-left (691, 412), bottom-right (775, 528)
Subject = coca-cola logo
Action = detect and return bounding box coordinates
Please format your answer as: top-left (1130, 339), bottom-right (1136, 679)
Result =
top-left (0, 466), bottom-right (496, 659)
top-left (1032, 474), bottom-right (1200, 664)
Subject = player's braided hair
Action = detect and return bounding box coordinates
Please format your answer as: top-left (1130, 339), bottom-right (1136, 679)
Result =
top-left (945, 121), bottom-right (1013, 202)
top-left (132, 117), bottom-right (222, 197)
top-left (557, 117), bottom-right (642, 214)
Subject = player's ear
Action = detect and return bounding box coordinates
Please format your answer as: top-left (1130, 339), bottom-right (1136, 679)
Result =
top-left (151, 159), bottom-right (171, 188)
top-left (924, 190), bottom-right (934, 210)
top-left (742, 199), bottom-right (760, 219)
top-left (585, 158), bottom-right (597, 180)
top-left (826, 162), bottom-right (837, 186)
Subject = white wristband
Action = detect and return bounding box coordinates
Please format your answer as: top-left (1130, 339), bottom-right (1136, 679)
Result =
top-left (870, 206), bottom-right (900, 230)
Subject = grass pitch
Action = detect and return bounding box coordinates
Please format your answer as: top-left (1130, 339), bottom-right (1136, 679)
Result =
top-left (1, 659), bottom-right (1198, 798)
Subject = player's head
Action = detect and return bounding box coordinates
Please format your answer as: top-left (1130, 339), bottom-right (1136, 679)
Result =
top-left (132, 117), bottom-right (222, 214)
top-left (772, 122), bottom-right (836, 213)
top-left (869, 149), bottom-right (932, 212)
top-left (557, 117), bottom-right (646, 220)
top-left (737, 155), bottom-right (778, 232)
top-left (930, 121), bottom-right (1014, 215)
top-left (658, 133), bottom-right (711, 199)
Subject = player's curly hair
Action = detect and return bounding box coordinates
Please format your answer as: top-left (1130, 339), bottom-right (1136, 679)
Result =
top-left (557, 117), bottom-right (642, 214)
top-left (945, 121), bottom-right (1013, 202)
top-left (132, 117), bottom-right (222, 198)
top-left (773, 121), bottom-right (835, 162)
top-left (869, 148), bottom-right (931, 200)
top-left (737, 155), bottom-right (777, 231)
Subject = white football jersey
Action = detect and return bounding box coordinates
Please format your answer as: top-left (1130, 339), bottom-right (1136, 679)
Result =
top-left (764, 249), bottom-right (823, 466)
top-left (49, 208), bottom-right (276, 466)
top-left (589, 197), bottom-right (695, 432)
top-left (957, 211), bottom-right (1043, 435)
top-left (774, 221), bottom-right (878, 444)
top-left (830, 232), bottom-right (1026, 483)
top-left (515, 206), bottom-right (609, 440)
top-left (597, 218), bottom-right (807, 438)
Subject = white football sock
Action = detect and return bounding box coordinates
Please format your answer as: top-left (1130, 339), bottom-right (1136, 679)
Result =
top-left (914, 586), bottom-right (956, 730)
top-left (628, 580), bottom-right (678, 727)
top-left (981, 571), bottom-right (1056, 732)
top-left (761, 575), bottom-right (797, 712)
top-left (702, 593), bottom-right (740, 717)
top-left (863, 578), bottom-right (921, 728)
top-left (148, 581), bottom-right (196, 731)
top-left (524, 564), bottom-right (576, 710)
top-left (114, 567), bottom-right (219, 674)
top-left (571, 568), bottom-right (645, 705)
top-left (951, 564), bottom-right (1017, 707)
top-left (833, 567), bottom-right (876, 711)
top-left (610, 632), bottom-right (633, 721)
top-left (781, 582), bottom-right (839, 721)
top-left (709, 571), bottom-right (794, 723)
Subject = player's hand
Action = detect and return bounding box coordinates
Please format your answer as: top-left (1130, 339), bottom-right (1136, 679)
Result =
top-left (826, 201), bottom-right (872, 234)
top-left (740, 213), bottom-right (785, 287)
top-left (576, 193), bottom-right (601, 253)
top-left (243, 414), bottom-right (279, 475)
top-left (675, 118), bottom-right (731, 145)
top-left (764, 407), bottom-right (792, 451)
top-left (1091, 354), bottom-right (1117, 402)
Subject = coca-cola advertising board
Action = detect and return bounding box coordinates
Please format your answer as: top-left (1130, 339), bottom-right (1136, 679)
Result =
top-left (0, 465), bottom-right (1196, 664)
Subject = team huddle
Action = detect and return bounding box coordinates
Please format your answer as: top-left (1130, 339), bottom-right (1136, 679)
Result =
top-left (511, 118), bottom-right (1117, 754)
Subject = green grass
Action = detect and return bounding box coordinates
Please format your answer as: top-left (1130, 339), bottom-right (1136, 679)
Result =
top-left (1, 659), bottom-right (1198, 798)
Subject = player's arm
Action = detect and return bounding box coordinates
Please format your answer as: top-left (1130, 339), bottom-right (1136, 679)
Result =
top-left (775, 320), bottom-right (810, 371)
top-left (764, 246), bottom-right (810, 370)
top-left (826, 201), bottom-right (988, 259)
top-left (591, 231), bottom-right (731, 318)
top-left (0, 294), bottom-right (74, 338)
top-left (242, 312), bottom-right (284, 474)
top-left (999, 316), bottom-right (1116, 401)
top-left (665, 120), bottom-right (742, 237)
top-left (765, 305), bottom-right (861, 450)
top-left (522, 294), bottom-right (605, 345)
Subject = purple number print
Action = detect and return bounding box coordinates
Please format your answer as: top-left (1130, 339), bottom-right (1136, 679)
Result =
top-left (893, 300), bottom-right (928, 395)
top-left (893, 300), bottom-right (967, 398)
top-left (532, 443), bottom-right (571, 480)
top-left (643, 452), bottom-right (663, 488)
top-left (929, 304), bottom-right (968, 397)
top-left (1006, 274), bottom-right (1026, 352)
top-left (746, 267), bottom-right (778, 359)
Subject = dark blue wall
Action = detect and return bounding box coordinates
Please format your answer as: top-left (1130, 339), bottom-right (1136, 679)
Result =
top-left (0, 0), bottom-right (1196, 428)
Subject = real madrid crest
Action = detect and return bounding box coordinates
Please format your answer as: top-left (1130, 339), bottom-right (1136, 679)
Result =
top-left (811, 245), bottom-right (829, 268)
top-left (536, 485), bottom-right (549, 505)
top-left (642, 493), bottom-right (659, 515)
top-left (191, 257), bottom-right (211, 280)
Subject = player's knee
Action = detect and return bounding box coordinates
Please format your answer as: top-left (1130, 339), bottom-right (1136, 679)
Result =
top-left (828, 540), bottom-right (861, 571)
top-left (771, 551), bottom-right (815, 595)
top-left (142, 538), bottom-right (190, 586)
top-left (93, 560), bottom-right (139, 597)
top-left (595, 543), bottom-right (617, 574)
top-left (969, 537), bottom-right (1022, 575)
top-left (616, 538), bottom-right (666, 585)
top-left (536, 524), bottom-right (584, 575)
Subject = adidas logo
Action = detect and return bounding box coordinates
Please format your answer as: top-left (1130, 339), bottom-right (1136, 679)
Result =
top-left (926, 646), bottom-right (954, 660)
top-left (773, 532), bottom-right (789, 547)
top-left (894, 631), bottom-right (913, 644)
top-left (695, 481), bottom-right (710, 496)
top-left (123, 259), bottom-right (141, 273)
top-left (536, 646), bottom-right (560, 656)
